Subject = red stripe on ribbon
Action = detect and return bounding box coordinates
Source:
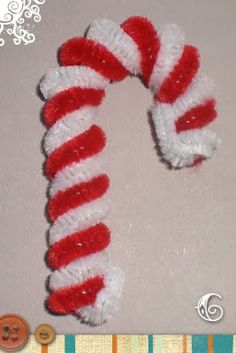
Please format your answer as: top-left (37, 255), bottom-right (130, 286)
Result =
top-left (157, 45), bottom-right (199, 103)
top-left (45, 125), bottom-right (106, 179)
top-left (59, 37), bottom-right (129, 81)
top-left (43, 87), bottom-right (104, 127)
top-left (175, 99), bottom-right (217, 133)
top-left (48, 175), bottom-right (109, 221)
top-left (47, 276), bottom-right (104, 314)
top-left (47, 223), bottom-right (110, 269)
top-left (121, 16), bottom-right (160, 85)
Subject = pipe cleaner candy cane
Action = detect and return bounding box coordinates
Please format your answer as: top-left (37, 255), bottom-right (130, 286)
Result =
top-left (40, 16), bottom-right (220, 325)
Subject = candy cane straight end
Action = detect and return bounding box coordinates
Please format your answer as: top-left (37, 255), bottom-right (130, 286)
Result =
top-left (46, 257), bottom-right (125, 326)
top-left (40, 16), bottom-right (219, 325)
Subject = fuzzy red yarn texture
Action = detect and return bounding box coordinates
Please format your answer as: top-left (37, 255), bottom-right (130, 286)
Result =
top-left (45, 125), bottom-right (106, 179)
top-left (121, 17), bottom-right (160, 85)
top-left (47, 224), bottom-right (110, 270)
top-left (48, 175), bottom-right (109, 221)
top-left (47, 276), bottom-right (104, 314)
top-left (43, 87), bottom-right (105, 127)
top-left (40, 15), bottom-right (219, 323)
top-left (60, 38), bottom-right (129, 81)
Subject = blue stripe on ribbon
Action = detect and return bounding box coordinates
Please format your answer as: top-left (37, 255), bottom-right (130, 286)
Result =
top-left (148, 335), bottom-right (153, 353)
top-left (65, 335), bottom-right (75, 353)
top-left (213, 336), bottom-right (233, 353)
top-left (192, 335), bottom-right (208, 353)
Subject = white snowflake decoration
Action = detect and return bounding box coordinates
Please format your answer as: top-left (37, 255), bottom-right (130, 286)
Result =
top-left (0, 0), bottom-right (45, 46)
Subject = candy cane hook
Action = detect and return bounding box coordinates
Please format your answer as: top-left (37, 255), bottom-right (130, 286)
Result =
top-left (40, 16), bottom-right (219, 325)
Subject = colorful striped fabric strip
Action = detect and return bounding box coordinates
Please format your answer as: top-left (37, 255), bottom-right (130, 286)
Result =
top-left (0, 335), bottom-right (235, 353)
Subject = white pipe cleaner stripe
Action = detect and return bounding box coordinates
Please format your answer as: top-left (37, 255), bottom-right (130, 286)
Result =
top-left (40, 16), bottom-right (220, 326)
top-left (49, 153), bottom-right (107, 196)
top-left (50, 252), bottom-right (114, 290)
top-left (49, 195), bottom-right (111, 245)
top-left (149, 24), bottom-right (185, 92)
top-left (44, 106), bottom-right (98, 154)
top-left (40, 66), bottom-right (109, 99)
top-left (87, 19), bottom-right (141, 74)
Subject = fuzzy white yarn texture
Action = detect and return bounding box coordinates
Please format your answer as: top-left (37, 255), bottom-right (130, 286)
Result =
top-left (40, 16), bottom-right (220, 326)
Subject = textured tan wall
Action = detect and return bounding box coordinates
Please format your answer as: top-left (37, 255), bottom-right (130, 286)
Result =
top-left (0, 0), bottom-right (235, 334)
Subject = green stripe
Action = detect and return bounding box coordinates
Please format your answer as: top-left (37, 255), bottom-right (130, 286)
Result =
top-left (154, 335), bottom-right (163, 353)
top-left (148, 335), bottom-right (153, 353)
top-left (192, 335), bottom-right (208, 353)
top-left (213, 335), bottom-right (233, 353)
top-left (131, 336), bottom-right (139, 353)
top-left (65, 335), bottom-right (75, 353)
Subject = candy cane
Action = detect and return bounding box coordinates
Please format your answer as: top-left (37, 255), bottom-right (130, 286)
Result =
top-left (40, 16), bottom-right (219, 325)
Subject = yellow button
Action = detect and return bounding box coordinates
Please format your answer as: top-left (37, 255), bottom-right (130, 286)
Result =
top-left (34, 324), bottom-right (55, 345)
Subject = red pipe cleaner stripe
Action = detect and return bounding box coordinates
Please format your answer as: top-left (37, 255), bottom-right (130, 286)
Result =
top-left (45, 125), bottom-right (106, 179)
top-left (41, 16), bottom-right (219, 321)
top-left (59, 37), bottom-right (129, 81)
top-left (48, 175), bottom-right (109, 221)
top-left (47, 276), bottom-right (104, 314)
top-left (43, 87), bottom-right (105, 127)
top-left (121, 16), bottom-right (160, 85)
top-left (157, 45), bottom-right (200, 103)
top-left (191, 157), bottom-right (205, 167)
top-left (47, 223), bottom-right (110, 270)
top-left (175, 99), bottom-right (217, 133)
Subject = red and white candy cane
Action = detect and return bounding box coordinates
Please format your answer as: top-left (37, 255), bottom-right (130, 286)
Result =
top-left (40, 16), bottom-right (219, 325)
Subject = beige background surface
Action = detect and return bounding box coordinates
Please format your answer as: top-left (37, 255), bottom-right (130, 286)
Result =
top-left (0, 0), bottom-right (235, 334)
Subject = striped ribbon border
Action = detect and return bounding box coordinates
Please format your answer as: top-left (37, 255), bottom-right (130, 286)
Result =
top-left (2, 335), bottom-right (235, 353)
